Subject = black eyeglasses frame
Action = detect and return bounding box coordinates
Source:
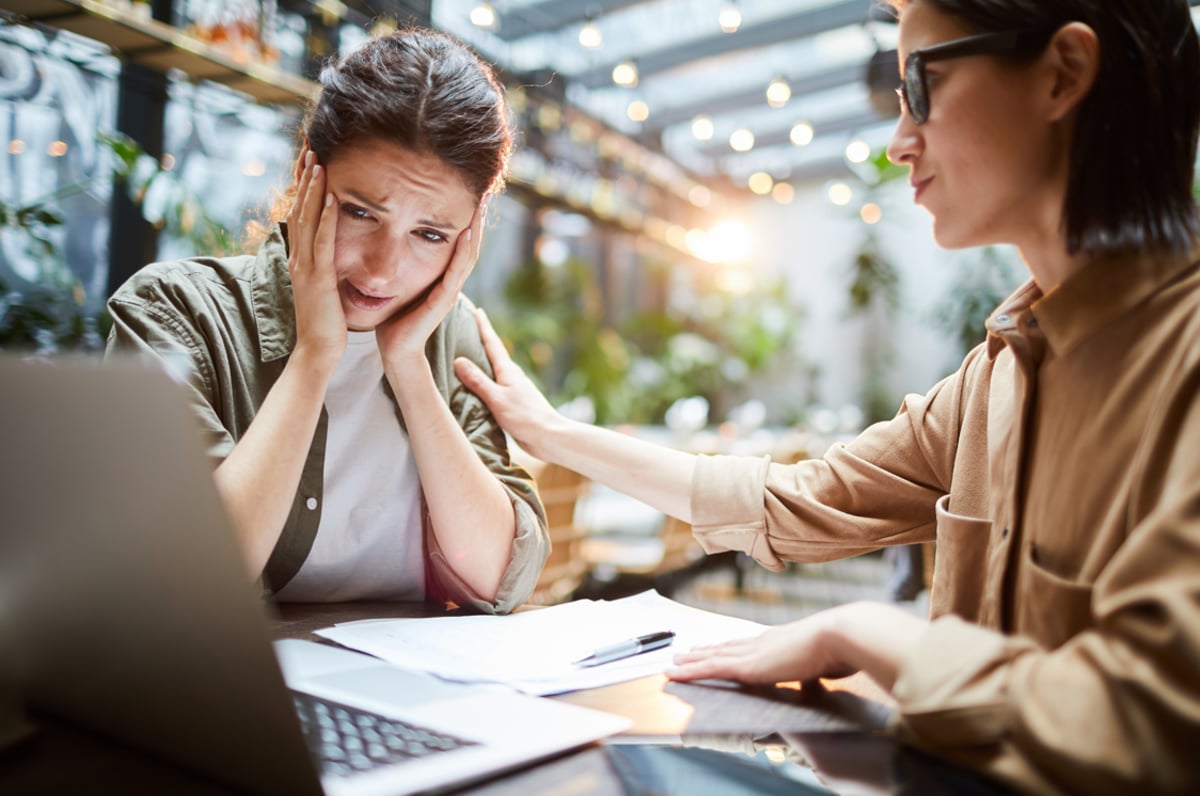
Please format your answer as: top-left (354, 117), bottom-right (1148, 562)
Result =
top-left (898, 29), bottom-right (1057, 125)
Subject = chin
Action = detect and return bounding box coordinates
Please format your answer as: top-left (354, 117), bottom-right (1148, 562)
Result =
top-left (930, 221), bottom-right (986, 251)
top-left (341, 304), bottom-right (387, 332)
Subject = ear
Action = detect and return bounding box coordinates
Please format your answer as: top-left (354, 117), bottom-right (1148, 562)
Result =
top-left (1043, 22), bottom-right (1100, 123)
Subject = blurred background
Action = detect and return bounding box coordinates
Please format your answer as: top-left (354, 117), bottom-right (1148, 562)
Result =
top-left (4, 0), bottom-right (1198, 614)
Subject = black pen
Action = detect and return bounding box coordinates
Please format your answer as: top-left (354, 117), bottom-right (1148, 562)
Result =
top-left (572, 631), bottom-right (676, 667)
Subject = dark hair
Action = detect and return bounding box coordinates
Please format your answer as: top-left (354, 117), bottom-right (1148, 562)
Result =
top-left (304, 27), bottom-right (514, 200)
top-left (885, 0), bottom-right (1200, 255)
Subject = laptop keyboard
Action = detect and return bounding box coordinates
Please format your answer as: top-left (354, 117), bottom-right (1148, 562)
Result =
top-left (291, 689), bottom-right (477, 778)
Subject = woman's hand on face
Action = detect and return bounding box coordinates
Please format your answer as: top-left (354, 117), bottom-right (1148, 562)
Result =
top-left (286, 147), bottom-right (346, 371)
top-left (376, 200), bottom-right (486, 368)
top-left (453, 308), bottom-right (563, 460)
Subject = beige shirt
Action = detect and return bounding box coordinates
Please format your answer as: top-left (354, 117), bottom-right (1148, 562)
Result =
top-left (691, 247), bottom-right (1200, 794)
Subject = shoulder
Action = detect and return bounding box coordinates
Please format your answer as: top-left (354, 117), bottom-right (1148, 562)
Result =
top-left (108, 254), bottom-right (258, 310)
top-left (433, 294), bottom-right (486, 356)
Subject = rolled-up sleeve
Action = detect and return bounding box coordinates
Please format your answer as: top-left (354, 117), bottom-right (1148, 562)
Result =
top-left (424, 299), bottom-right (550, 615)
top-left (691, 347), bottom-right (993, 571)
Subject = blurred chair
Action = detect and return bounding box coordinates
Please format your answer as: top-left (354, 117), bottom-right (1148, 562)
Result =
top-left (527, 462), bottom-right (593, 606)
top-left (579, 512), bottom-right (709, 599)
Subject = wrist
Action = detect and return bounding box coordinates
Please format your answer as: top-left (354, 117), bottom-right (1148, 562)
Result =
top-left (824, 601), bottom-right (924, 691)
top-left (517, 408), bottom-right (575, 463)
top-left (384, 354), bottom-right (435, 405)
top-left (288, 341), bottom-right (341, 381)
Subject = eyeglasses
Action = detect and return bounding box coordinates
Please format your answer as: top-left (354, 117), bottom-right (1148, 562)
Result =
top-left (897, 30), bottom-right (1056, 125)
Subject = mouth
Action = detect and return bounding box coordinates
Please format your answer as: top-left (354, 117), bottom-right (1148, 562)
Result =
top-left (341, 281), bottom-right (394, 313)
top-left (911, 175), bottom-right (933, 204)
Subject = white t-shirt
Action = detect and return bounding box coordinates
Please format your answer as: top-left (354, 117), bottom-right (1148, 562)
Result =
top-left (274, 331), bottom-right (425, 601)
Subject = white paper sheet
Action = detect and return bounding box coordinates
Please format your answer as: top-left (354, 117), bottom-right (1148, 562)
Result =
top-left (315, 590), bottom-right (767, 695)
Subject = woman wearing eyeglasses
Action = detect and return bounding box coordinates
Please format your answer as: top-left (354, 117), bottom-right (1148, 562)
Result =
top-left (457, 0), bottom-right (1200, 792)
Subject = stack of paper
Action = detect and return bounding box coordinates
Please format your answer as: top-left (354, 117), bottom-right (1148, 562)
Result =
top-left (315, 590), bottom-right (767, 695)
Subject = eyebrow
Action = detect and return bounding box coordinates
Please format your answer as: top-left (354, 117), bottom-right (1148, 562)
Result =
top-left (342, 189), bottom-right (460, 232)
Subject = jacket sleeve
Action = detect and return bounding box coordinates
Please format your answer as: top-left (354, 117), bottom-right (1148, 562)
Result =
top-left (890, 365), bottom-right (1200, 795)
top-left (690, 344), bottom-right (993, 570)
top-left (422, 298), bottom-right (550, 615)
top-left (104, 265), bottom-right (237, 463)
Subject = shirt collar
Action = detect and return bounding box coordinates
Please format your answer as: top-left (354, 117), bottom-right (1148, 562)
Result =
top-left (985, 279), bottom-right (1043, 359)
top-left (249, 222), bottom-right (296, 362)
top-left (985, 242), bottom-right (1200, 360)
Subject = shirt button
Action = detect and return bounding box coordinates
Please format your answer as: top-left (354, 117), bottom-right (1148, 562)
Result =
top-left (305, 497), bottom-right (318, 510)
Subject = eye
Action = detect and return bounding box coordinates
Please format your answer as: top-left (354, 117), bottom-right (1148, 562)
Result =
top-left (415, 228), bottom-right (450, 245)
top-left (341, 203), bottom-right (374, 222)
top-left (923, 65), bottom-right (948, 89)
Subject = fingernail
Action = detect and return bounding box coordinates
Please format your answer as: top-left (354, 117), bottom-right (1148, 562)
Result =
top-left (466, 229), bottom-right (473, 241)
top-left (325, 194), bottom-right (332, 207)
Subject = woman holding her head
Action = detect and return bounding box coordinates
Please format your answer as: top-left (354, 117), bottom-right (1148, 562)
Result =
top-left (457, 0), bottom-right (1200, 790)
top-left (106, 28), bottom-right (548, 613)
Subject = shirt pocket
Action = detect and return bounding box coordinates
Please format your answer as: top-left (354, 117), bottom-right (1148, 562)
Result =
top-left (1016, 547), bottom-right (1094, 649)
top-left (932, 494), bottom-right (991, 620)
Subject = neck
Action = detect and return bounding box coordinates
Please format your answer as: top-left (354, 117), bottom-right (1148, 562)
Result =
top-left (1016, 238), bottom-right (1088, 293)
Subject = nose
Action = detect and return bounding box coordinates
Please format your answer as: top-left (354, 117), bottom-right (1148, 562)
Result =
top-left (358, 234), bottom-right (405, 288)
top-left (886, 112), bottom-right (920, 168)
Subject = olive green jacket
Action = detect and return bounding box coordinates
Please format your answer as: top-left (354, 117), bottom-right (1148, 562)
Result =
top-left (105, 223), bottom-right (548, 614)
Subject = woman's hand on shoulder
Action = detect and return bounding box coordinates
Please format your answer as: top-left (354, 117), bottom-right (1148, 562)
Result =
top-left (286, 147), bottom-right (346, 373)
top-left (453, 307), bottom-right (565, 460)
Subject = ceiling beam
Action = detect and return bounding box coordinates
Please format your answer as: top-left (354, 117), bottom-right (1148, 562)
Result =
top-left (490, 0), bottom-right (646, 41)
top-left (641, 62), bottom-right (865, 134)
top-left (569, 0), bottom-right (875, 90)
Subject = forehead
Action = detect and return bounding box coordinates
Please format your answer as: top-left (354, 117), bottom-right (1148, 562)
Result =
top-left (897, 1), bottom-right (976, 63)
top-left (325, 139), bottom-right (476, 216)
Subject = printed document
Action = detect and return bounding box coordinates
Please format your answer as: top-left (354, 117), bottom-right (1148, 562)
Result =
top-left (315, 590), bottom-right (766, 695)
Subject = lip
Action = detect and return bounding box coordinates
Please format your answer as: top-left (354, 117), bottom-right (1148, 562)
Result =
top-left (342, 280), bottom-right (394, 313)
top-left (910, 175), bottom-right (933, 204)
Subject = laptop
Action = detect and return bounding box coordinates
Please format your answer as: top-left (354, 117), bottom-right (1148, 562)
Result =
top-left (0, 355), bottom-right (630, 795)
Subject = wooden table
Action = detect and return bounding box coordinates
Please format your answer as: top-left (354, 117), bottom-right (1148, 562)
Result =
top-left (0, 600), bottom-right (1014, 795)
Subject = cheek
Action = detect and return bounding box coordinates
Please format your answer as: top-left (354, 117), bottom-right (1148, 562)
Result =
top-left (409, 244), bottom-right (454, 278)
top-left (330, 228), bottom-right (359, 277)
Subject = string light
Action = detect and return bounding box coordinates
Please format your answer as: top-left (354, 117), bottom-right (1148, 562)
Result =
top-left (612, 60), bottom-right (638, 87)
top-left (790, 122), bottom-right (814, 146)
top-left (766, 77), bottom-right (791, 108)
top-left (578, 18), bottom-right (602, 49)
top-left (845, 137), bottom-right (871, 163)
top-left (691, 115), bottom-right (714, 141)
top-left (729, 128), bottom-right (754, 152)
top-left (828, 182), bottom-right (853, 205)
top-left (718, 1), bottom-right (741, 33)
top-left (627, 99), bottom-right (649, 122)
top-left (747, 172), bottom-right (773, 195)
top-left (469, 2), bottom-right (497, 30)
